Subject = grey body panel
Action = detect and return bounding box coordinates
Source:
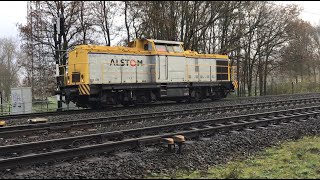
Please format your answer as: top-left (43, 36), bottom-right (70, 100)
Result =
top-left (89, 53), bottom-right (155, 84)
top-left (185, 58), bottom-right (217, 82)
top-left (88, 53), bottom-right (227, 85)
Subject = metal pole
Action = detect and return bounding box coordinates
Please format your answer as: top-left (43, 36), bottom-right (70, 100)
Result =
top-left (59, 12), bottom-right (65, 111)
top-left (46, 97), bottom-right (49, 112)
top-left (0, 92), bottom-right (3, 115)
top-left (54, 17), bottom-right (59, 111)
top-left (54, 13), bottom-right (64, 112)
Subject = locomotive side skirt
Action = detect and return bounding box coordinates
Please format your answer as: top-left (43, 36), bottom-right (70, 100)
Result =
top-left (63, 81), bottom-right (233, 108)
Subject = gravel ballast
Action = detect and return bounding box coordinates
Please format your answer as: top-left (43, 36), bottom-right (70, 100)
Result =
top-left (1, 117), bottom-right (320, 179)
top-left (1, 93), bottom-right (320, 178)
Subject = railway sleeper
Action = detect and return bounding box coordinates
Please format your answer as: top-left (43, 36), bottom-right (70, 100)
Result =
top-left (269, 124), bottom-right (280, 128)
top-left (256, 118), bottom-right (269, 121)
top-left (244, 128), bottom-right (255, 132)
top-left (202, 125), bottom-right (214, 129)
top-left (49, 125), bottom-right (72, 131)
top-left (256, 126), bottom-right (268, 130)
top-left (231, 130), bottom-right (240, 134)
top-left (189, 127), bottom-right (199, 131)
top-left (237, 120), bottom-right (249, 123)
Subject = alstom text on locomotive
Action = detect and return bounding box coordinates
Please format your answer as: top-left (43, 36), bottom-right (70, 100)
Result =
top-left (110, 59), bottom-right (143, 66)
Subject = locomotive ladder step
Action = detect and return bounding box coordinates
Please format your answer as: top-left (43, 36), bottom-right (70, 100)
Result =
top-left (160, 83), bottom-right (167, 96)
top-left (160, 84), bottom-right (167, 96)
top-left (160, 83), bottom-right (167, 86)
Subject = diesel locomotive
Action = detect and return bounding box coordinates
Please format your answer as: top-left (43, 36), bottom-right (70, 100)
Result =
top-left (59, 39), bottom-right (237, 108)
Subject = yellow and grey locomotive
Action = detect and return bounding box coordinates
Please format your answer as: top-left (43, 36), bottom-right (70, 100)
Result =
top-left (60, 39), bottom-right (236, 108)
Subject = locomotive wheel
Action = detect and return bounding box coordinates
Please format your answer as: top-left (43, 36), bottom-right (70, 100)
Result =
top-left (211, 96), bottom-right (218, 101)
top-left (220, 89), bottom-right (227, 98)
top-left (195, 90), bottom-right (203, 102)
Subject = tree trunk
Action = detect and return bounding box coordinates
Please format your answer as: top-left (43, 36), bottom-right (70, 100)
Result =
top-left (263, 54), bottom-right (269, 96)
top-left (124, 1), bottom-right (130, 44)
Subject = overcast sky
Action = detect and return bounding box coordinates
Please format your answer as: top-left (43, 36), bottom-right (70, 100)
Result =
top-left (0, 1), bottom-right (27, 39)
top-left (277, 1), bottom-right (320, 25)
top-left (0, 1), bottom-right (320, 39)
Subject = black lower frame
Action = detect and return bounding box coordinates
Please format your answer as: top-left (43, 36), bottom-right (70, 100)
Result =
top-left (62, 81), bottom-right (235, 108)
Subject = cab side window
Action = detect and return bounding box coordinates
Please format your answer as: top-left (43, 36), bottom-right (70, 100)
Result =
top-left (173, 45), bottom-right (183, 52)
top-left (155, 43), bottom-right (184, 53)
top-left (155, 44), bottom-right (167, 52)
top-left (166, 45), bottom-right (174, 52)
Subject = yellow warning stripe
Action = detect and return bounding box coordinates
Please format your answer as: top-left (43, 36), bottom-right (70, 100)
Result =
top-left (78, 84), bottom-right (90, 95)
top-left (80, 85), bottom-right (87, 94)
top-left (79, 85), bottom-right (85, 95)
top-left (83, 84), bottom-right (90, 94)
top-left (233, 80), bottom-right (238, 89)
top-left (79, 86), bottom-right (82, 95)
top-left (79, 85), bottom-right (87, 95)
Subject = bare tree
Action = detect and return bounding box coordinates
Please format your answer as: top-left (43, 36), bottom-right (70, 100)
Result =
top-left (17, 1), bottom-right (311, 98)
top-left (92, 1), bottom-right (118, 46)
top-left (0, 37), bottom-right (21, 100)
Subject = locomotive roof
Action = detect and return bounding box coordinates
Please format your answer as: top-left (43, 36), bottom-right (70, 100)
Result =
top-left (71, 39), bottom-right (229, 59)
top-left (147, 39), bottom-right (183, 45)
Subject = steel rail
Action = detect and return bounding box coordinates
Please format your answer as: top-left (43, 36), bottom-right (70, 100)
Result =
top-left (2, 92), bottom-right (320, 120)
top-left (0, 97), bottom-right (320, 138)
top-left (0, 105), bottom-right (318, 170)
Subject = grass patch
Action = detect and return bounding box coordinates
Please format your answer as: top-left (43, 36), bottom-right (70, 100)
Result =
top-left (32, 96), bottom-right (58, 113)
top-left (0, 96), bottom-right (58, 114)
top-left (1, 96), bottom-right (82, 115)
top-left (0, 103), bottom-right (11, 115)
top-left (149, 136), bottom-right (320, 179)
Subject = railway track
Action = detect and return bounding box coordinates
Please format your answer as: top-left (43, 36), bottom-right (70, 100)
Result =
top-left (0, 96), bottom-right (319, 140)
top-left (225, 92), bottom-right (320, 101)
top-left (0, 102), bottom-right (166, 120)
top-left (0, 100), bottom-right (208, 120)
top-left (1, 97), bottom-right (320, 139)
top-left (0, 99), bottom-right (218, 120)
top-left (0, 105), bottom-right (319, 170)
top-left (0, 108), bottom-right (90, 120)
top-left (2, 92), bottom-right (320, 120)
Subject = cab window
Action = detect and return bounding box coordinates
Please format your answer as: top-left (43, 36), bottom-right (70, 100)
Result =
top-left (155, 44), bottom-right (167, 52)
top-left (166, 45), bottom-right (174, 52)
top-left (155, 43), bottom-right (184, 53)
top-left (172, 45), bottom-right (183, 52)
